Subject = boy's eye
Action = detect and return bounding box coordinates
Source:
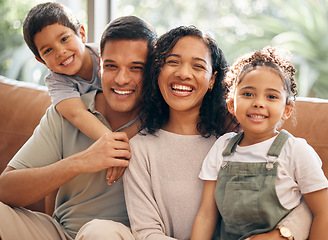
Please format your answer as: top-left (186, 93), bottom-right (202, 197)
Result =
top-left (61, 36), bottom-right (69, 42)
top-left (43, 48), bottom-right (52, 55)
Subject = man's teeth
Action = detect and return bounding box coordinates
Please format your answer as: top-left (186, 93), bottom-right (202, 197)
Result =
top-left (114, 89), bottom-right (133, 95)
top-left (172, 84), bottom-right (192, 92)
top-left (249, 115), bottom-right (265, 119)
top-left (62, 56), bottom-right (74, 66)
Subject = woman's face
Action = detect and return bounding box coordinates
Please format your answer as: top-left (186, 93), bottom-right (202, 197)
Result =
top-left (158, 36), bottom-right (216, 115)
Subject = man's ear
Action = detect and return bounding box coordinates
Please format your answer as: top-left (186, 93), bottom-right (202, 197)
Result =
top-left (281, 101), bottom-right (295, 121)
top-left (226, 97), bottom-right (235, 115)
top-left (79, 25), bottom-right (87, 43)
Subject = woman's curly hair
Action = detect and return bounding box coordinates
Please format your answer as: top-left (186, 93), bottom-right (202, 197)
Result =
top-left (140, 26), bottom-right (230, 137)
top-left (225, 46), bottom-right (297, 104)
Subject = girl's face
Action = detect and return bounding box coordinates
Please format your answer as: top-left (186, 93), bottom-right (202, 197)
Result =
top-left (227, 66), bottom-right (294, 144)
top-left (158, 36), bottom-right (216, 116)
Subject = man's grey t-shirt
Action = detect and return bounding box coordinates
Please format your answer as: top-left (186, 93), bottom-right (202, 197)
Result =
top-left (8, 91), bottom-right (129, 238)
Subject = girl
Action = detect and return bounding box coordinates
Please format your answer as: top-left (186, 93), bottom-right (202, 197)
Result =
top-left (191, 47), bottom-right (328, 240)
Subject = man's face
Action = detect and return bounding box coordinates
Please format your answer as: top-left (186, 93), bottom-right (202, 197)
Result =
top-left (99, 39), bottom-right (148, 115)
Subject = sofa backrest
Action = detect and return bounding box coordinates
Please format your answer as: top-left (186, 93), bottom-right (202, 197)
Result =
top-left (1, 75), bottom-right (328, 213)
top-left (282, 97), bottom-right (328, 178)
top-left (0, 76), bottom-right (51, 212)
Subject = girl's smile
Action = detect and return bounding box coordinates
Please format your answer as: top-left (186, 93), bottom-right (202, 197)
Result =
top-left (227, 66), bottom-right (294, 145)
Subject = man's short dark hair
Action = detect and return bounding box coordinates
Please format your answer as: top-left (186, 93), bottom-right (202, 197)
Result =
top-left (23, 2), bottom-right (81, 60)
top-left (100, 16), bottom-right (157, 56)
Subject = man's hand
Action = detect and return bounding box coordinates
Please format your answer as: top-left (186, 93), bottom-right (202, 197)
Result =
top-left (75, 132), bottom-right (130, 174)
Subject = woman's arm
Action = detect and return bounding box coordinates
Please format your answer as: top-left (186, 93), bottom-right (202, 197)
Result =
top-left (304, 188), bottom-right (328, 240)
top-left (191, 180), bottom-right (219, 240)
top-left (245, 196), bottom-right (313, 240)
top-left (123, 142), bottom-right (176, 240)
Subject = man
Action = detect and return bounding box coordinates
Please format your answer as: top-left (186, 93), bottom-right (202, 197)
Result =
top-left (0, 16), bottom-right (156, 240)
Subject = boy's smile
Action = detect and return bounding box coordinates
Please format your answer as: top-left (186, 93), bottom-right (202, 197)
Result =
top-left (34, 23), bottom-right (92, 81)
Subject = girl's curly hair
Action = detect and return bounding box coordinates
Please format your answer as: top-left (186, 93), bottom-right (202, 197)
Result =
top-left (140, 26), bottom-right (231, 137)
top-left (225, 46), bottom-right (297, 104)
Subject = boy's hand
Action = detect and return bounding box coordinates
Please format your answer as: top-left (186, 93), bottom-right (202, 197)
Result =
top-left (106, 166), bottom-right (127, 185)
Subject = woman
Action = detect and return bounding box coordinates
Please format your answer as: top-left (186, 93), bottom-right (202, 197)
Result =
top-left (123, 26), bottom-right (312, 240)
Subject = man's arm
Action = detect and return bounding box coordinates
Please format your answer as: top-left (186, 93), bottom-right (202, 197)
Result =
top-left (0, 132), bottom-right (130, 207)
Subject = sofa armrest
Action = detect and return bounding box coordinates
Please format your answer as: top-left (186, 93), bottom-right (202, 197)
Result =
top-left (0, 75), bottom-right (51, 213)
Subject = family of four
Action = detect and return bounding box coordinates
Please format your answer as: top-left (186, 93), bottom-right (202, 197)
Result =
top-left (0, 2), bottom-right (327, 240)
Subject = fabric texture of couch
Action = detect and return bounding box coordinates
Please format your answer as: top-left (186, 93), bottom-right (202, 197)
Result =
top-left (1, 75), bottom-right (328, 215)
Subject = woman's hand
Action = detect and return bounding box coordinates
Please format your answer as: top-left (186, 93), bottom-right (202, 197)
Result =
top-left (244, 229), bottom-right (285, 240)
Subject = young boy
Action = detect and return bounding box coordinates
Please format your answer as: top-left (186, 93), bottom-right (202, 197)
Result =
top-left (23, 2), bottom-right (111, 143)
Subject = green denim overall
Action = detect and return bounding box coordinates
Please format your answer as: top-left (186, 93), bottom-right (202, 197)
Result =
top-left (214, 130), bottom-right (292, 240)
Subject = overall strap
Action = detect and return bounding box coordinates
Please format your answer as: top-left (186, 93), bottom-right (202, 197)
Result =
top-left (222, 131), bottom-right (244, 157)
top-left (222, 130), bottom-right (291, 158)
top-left (267, 129), bottom-right (291, 157)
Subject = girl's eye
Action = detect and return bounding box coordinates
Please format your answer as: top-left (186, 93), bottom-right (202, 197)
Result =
top-left (243, 92), bottom-right (253, 97)
top-left (268, 95), bottom-right (278, 99)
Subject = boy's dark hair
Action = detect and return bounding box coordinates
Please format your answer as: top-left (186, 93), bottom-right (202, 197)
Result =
top-left (23, 2), bottom-right (81, 60)
top-left (100, 15), bottom-right (157, 56)
top-left (141, 25), bottom-right (230, 138)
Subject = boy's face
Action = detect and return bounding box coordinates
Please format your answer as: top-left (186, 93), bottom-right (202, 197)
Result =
top-left (34, 23), bottom-right (87, 77)
top-left (99, 39), bottom-right (148, 115)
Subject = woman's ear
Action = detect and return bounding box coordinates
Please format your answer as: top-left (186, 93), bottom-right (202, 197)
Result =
top-left (281, 101), bottom-right (295, 121)
top-left (208, 71), bottom-right (217, 91)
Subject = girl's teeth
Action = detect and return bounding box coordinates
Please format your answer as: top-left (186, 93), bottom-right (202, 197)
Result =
top-left (249, 115), bottom-right (265, 119)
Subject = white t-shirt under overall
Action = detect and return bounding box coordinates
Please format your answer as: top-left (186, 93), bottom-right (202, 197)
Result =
top-left (200, 131), bottom-right (328, 209)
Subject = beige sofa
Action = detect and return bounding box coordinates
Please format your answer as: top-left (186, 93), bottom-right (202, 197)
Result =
top-left (1, 75), bottom-right (328, 214)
